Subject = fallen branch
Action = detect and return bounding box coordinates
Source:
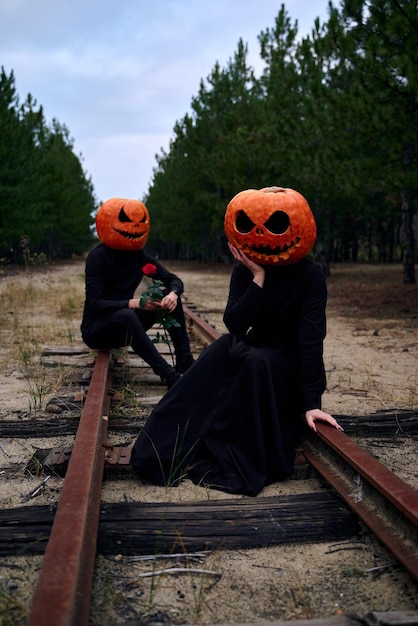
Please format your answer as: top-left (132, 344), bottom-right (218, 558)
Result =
top-left (23, 475), bottom-right (51, 500)
top-left (125, 551), bottom-right (209, 563)
top-left (136, 567), bottom-right (221, 579)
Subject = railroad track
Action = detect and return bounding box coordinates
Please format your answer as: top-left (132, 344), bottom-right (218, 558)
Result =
top-left (2, 302), bottom-right (417, 625)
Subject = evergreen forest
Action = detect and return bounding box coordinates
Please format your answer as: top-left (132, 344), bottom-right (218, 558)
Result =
top-left (0, 68), bottom-right (96, 265)
top-left (0, 0), bottom-right (417, 283)
top-left (145, 0), bottom-right (417, 283)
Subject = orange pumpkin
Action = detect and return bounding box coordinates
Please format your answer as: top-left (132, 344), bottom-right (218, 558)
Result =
top-left (96, 198), bottom-right (150, 251)
top-left (224, 186), bottom-right (316, 265)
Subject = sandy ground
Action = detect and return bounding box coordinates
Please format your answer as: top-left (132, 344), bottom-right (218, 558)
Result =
top-left (0, 258), bottom-right (417, 624)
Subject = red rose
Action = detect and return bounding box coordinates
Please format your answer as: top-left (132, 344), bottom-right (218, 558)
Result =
top-left (142, 263), bottom-right (157, 276)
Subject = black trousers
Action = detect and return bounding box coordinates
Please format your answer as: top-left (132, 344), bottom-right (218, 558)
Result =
top-left (82, 299), bottom-right (191, 377)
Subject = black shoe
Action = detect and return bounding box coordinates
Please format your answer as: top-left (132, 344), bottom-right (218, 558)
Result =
top-left (175, 354), bottom-right (195, 374)
top-left (165, 369), bottom-right (181, 389)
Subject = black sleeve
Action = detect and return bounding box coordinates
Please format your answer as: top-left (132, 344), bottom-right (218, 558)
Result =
top-left (223, 264), bottom-right (263, 335)
top-left (297, 264), bottom-right (327, 412)
top-left (84, 248), bottom-right (129, 313)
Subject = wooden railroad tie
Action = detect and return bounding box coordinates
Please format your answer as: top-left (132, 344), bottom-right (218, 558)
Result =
top-left (26, 444), bottom-right (311, 479)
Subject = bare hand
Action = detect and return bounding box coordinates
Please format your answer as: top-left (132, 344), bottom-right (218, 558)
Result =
top-left (228, 244), bottom-right (265, 285)
top-left (305, 409), bottom-right (343, 433)
top-left (160, 291), bottom-right (178, 313)
top-left (141, 298), bottom-right (162, 312)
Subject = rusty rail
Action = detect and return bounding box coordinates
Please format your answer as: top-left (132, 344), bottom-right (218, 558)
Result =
top-left (27, 350), bottom-right (114, 626)
top-left (183, 303), bottom-right (223, 345)
top-left (302, 423), bottom-right (418, 582)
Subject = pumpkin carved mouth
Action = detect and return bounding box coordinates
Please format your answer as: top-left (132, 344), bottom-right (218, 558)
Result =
top-left (113, 228), bottom-right (147, 240)
top-left (249, 236), bottom-right (302, 256)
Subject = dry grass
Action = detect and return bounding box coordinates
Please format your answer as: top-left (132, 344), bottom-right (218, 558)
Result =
top-left (0, 260), bottom-right (86, 412)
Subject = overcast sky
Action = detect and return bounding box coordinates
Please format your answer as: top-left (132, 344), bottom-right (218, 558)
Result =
top-left (0, 0), bottom-right (331, 204)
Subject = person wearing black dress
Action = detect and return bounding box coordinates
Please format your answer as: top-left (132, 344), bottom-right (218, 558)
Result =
top-left (81, 198), bottom-right (194, 389)
top-left (131, 187), bottom-right (342, 495)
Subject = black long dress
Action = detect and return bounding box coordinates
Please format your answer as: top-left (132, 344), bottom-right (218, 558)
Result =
top-left (131, 258), bottom-right (327, 496)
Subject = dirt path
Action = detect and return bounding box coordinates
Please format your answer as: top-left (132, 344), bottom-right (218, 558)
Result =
top-left (0, 258), bottom-right (417, 624)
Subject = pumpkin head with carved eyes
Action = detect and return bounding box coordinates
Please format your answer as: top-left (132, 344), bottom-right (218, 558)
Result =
top-left (96, 198), bottom-right (150, 251)
top-left (224, 186), bottom-right (316, 266)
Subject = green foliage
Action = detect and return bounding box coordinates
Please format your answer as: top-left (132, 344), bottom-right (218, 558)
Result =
top-left (139, 275), bottom-right (180, 330)
top-left (0, 67), bottom-right (96, 264)
top-left (145, 0), bottom-right (417, 280)
top-left (140, 273), bottom-right (180, 364)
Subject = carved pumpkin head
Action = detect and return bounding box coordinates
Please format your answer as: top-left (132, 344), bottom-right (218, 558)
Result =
top-left (96, 198), bottom-right (150, 251)
top-left (224, 186), bottom-right (316, 265)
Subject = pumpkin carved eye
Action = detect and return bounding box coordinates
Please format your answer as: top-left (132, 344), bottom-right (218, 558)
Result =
top-left (236, 211), bottom-right (255, 234)
top-left (118, 207), bottom-right (147, 224)
top-left (264, 211), bottom-right (290, 234)
top-left (118, 207), bottom-right (132, 223)
top-left (224, 186), bottom-right (317, 266)
top-left (236, 210), bottom-right (290, 235)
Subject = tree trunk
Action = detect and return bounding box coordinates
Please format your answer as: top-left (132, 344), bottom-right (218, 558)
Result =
top-left (401, 188), bottom-right (416, 284)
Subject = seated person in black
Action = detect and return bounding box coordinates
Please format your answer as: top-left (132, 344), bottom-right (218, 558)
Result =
top-left (80, 198), bottom-right (194, 388)
top-left (131, 187), bottom-right (342, 495)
